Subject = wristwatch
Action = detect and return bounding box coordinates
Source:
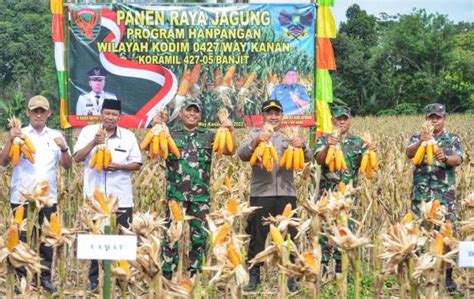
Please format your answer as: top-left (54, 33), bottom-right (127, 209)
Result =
top-left (60, 147), bottom-right (69, 153)
top-left (443, 156), bottom-right (448, 163)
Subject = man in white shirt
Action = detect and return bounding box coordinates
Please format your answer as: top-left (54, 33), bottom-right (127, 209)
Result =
top-left (76, 67), bottom-right (117, 115)
top-left (73, 99), bottom-right (142, 291)
top-left (0, 95), bottom-right (72, 294)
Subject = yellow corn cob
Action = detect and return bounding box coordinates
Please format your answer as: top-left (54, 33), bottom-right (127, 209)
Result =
top-left (292, 147), bottom-right (299, 171)
top-left (94, 189), bottom-right (110, 214)
top-left (282, 203), bottom-right (292, 219)
top-left (269, 145), bottom-right (278, 163)
top-left (89, 149), bottom-right (97, 168)
top-left (365, 159), bottom-right (372, 179)
top-left (270, 225), bottom-right (284, 246)
top-left (223, 66), bottom-right (236, 87)
top-left (427, 200), bottom-right (440, 219)
top-left (441, 221), bottom-right (453, 238)
top-left (14, 206), bottom-right (24, 225)
top-left (159, 131), bottom-right (168, 158)
top-left (227, 197), bottom-right (238, 215)
top-left (256, 141), bottom-right (266, 157)
top-left (20, 144), bottom-right (35, 164)
top-left (213, 130), bottom-right (222, 152)
top-left (152, 135), bottom-right (160, 156)
top-left (335, 148), bottom-right (343, 171)
top-left (285, 146), bottom-right (294, 170)
top-left (434, 233), bottom-right (444, 256)
top-left (426, 143), bottom-right (433, 166)
top-left (341, 154), bottom-right (348, 170)
top-left (177, 70), bottom-right (191, 96)
top-left (279, 148), bottom-right (288, 168)
top-left (50, 213), bottom-right (61, 237)
top-left (22, 136), bottom-right (36, 154)
top-left (338, 182), bottom-right (346, 194)
top-left (103, 148), bottom-right (111, 169)
top-left (243, 71), bottom-right (257, 89)
top-left (11, 142), bottom-right (20, 167)
top-left (180, 278), bottom-right (193, 293)
top-left (118, 260), bottom-right (130, 274)
top-left (140, 129), bottom-right (154, 150)
top-left (226, 243), bottom-right (241, 267)
top-left (249, 147), bottom-right (259, 166)
top-left (298, 148), bottom-right (305, 169)
top-left (95, 148), bottom-right (104, 172)
top-left (402, 212), bottom-right (415, 225)
top-left (214, 223), bottom-right (231, 245)
top-left (218, 129), bottom-right (226, 156)
top-left (262, 146), bottom-right (270, 169)
top-left (168, 137), bottom-right (181, 158)
top-left (325, 145), bottom-right (335, 165)
top-left (328, 158), bottom-right (335, 173)
top-left (360, 153), bottom-right (369, 174)
top-left (369, 150), bottom-right (378, 171)
top-left (303, 252), bottom-right (318, 270)
top-left (7, 225), bottom-right (19, 252)
top-left (169, 200), bottom-right (182, 222)
top-left (225, 129), bottom-right (233, 153)
top-left (412, 142), bottom-right (426, 165)
top-left (189, 64), bottom-right (201, 86)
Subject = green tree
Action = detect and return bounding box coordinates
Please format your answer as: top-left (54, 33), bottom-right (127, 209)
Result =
top-left (0, 3), bottom-right (57, 102)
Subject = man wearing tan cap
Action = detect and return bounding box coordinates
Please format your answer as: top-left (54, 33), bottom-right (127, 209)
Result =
top-left (0, 95), bottom-right (72, 294)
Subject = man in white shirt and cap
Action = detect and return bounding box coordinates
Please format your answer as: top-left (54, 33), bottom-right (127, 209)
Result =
top-left (73, 98), bottom-right (142, 291)
top-left (0, 95), bottom-right (72, 294)
top-left (76, 67), bottom-right (117, 115)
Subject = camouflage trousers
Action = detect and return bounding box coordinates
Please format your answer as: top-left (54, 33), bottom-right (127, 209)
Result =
top-left (412, 185), bottom-right (456, 222)
top-left (162, 201), bottom-right (210, 274)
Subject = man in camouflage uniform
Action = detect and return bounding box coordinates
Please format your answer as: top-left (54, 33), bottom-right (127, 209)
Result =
top-left (161, 100), bottom-right (235, 279)
top-left (406, 103), bottom-right (463, 293)
top-left (314, 105), bottom-right (376, 272)
top-left (315, 106), bottom-right (376, 196)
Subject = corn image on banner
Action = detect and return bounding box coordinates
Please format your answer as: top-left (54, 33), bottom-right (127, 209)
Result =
top-left (64, 3), bottom-right (316, 128)
top-left (316, 0), bottom-right (336, 135)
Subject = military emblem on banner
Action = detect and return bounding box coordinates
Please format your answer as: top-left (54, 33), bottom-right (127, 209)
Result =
top-left (278, 10), bottom-right (313, 41)
top-left (70, 7), bottom-right (101, 45)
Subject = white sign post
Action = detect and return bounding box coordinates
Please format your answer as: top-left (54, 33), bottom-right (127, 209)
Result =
top-left (77, 234), bottom-right (137, 261)
top-left (458, 241), bottom-right (474, 268)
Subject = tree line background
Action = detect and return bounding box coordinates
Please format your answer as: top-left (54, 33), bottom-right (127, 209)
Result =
top-left (0, 2), bottom-right (472, 128)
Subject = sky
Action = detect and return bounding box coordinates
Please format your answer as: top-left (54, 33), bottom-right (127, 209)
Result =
top-left (333, 0), bottom-right (473, 24)
top-left (249, 0), bottom-right (473, 24)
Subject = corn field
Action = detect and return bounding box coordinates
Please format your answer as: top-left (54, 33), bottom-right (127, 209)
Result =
top-left (0, 114), bottom-right (473, 298)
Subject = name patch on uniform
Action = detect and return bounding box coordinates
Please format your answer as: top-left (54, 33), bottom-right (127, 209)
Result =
top-left (114, 148), bottom-right (126, 153)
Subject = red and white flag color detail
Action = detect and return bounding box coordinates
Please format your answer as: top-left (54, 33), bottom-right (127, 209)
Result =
top-left (99, 9), bottom-right (177, 128)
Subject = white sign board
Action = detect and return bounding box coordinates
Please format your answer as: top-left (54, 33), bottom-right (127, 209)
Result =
top-left (458, 241), bottom-right (474, 268)
top-left (77, 234), bottom-right (137, 261)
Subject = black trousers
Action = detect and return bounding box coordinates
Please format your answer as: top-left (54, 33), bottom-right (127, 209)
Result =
top-left (88, 207), bottom-right (132, 284)
top-left (245, 196), bottom-right (297, 263)
top-left (11, 203), bottom-right (57, 280)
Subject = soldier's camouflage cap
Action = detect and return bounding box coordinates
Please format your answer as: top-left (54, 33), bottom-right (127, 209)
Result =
top-left (182, 99), bottom-right (202, 112)
top-left (425, 103), bottom-right (446, 116)
top-left (331, 105), bottom-right (351, 118)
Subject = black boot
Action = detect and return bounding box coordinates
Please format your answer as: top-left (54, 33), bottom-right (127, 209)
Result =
top-left (244, 266), bottom-right (260, 291)
top-left (445, 268), bottom-right (457, 293)
top-left (287, 277), bottom-right (299, 292)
